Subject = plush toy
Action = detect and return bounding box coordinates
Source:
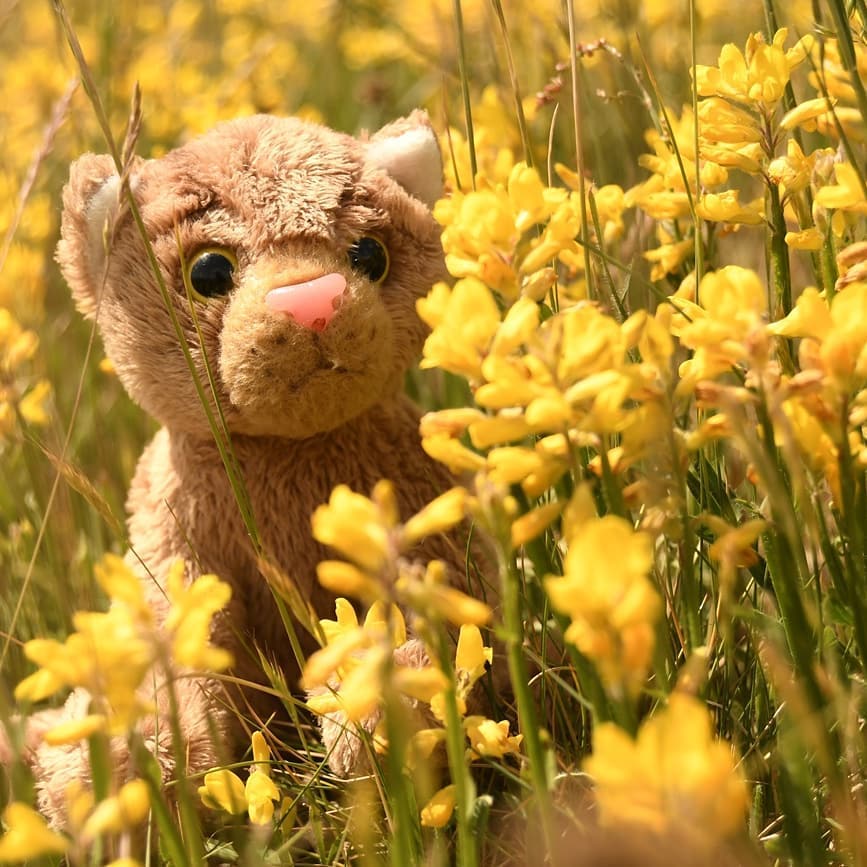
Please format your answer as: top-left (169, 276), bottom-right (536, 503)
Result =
top-left (10, 111), bottom-right (483, 825)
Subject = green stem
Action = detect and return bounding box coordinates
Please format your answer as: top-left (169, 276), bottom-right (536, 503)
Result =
top-left (501, 553), bottom-right (554, 845)
top-left (766, 182), bottom-right (792, 318)
top-left (689, 0), bottom-right (705, 284)
top-left (436, 637), bottom-right (478, 867)
top-left (452, 0), bottom-right (477, 187)
top-left (383, 686), bottom-right (420, 867)
top-left (565, 0), bottom-right (594, 299)
top-left (825, 0), bottom-right (867, 154)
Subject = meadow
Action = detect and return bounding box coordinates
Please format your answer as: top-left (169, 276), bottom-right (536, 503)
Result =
top-left (2, 0), bottom-right (867, 864)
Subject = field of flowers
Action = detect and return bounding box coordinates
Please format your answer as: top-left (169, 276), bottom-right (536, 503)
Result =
top-left (2, 0), bottom-right (867, 864)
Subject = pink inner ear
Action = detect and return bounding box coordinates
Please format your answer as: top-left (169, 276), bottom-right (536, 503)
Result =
top-left (265, 273), bottom-right (347, 332)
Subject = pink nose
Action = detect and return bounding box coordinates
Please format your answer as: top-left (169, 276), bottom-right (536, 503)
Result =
top-left (264, 273), bottom-right (347, 332)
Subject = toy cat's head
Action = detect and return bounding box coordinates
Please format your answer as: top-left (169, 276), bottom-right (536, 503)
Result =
top-left (57, 112), bottom-right (446, 438)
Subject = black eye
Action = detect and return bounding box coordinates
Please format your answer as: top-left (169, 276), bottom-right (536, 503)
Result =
top-left (186, 249), bottom-right (236, 300)
top-left (348, 236), bottom-right (389, 284)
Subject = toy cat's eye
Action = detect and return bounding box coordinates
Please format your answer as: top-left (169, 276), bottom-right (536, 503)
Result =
top-left (347, 236), bottom-right (389, 284)
top-left (185, 248), bottom-right (237, 300)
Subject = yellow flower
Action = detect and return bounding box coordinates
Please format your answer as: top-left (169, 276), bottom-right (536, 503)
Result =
top-left (18, 379), bottom-right (51, 426)
top-left (43, 713), bottom-right (107, 746)
top-left (304, 599), bottom-right (412, 722)
top-left (311, 482), bottom-right (394, 574)
top-left (767, 287), bottom-right (831, 341)
top-left (510, 500), bottom-right (563, 546)
top-left (81, 779), bottom-right (150, 842)
top-left (246, 772), bottom-right (280, 824)
top-left (417, 278), bottom-right (502, 381)
top-left (429, 624), bottom-right (494, 722)
top-left (673, 266), bottom-right (768, 394)
top-left (695, 191), bottom-right (764, 225)
top-left (420, 784), bottom-right (456, 828)
top-left (409, 727), bottom-right (448, 765)
top-left (780, 96), bottom-right (836, 130)
top-left (508, 161), bottom-right (564, 233)
top-left (0, 802), bottom-right (69, 860)
top-left (165, 562), bottom-right (233, 672)
top-left (397, 560), bottom-right (492, 628)
top-left (245, 732), bottom-right (280, 825)
top-left (694, 29), bottom-right (813, 107)
top-left (463, 716), bottom-right (523, 758)
top-left (644, 237), bottom-right (693, 281)
top-left (584, 694), bottom-right (748, 840)
top-left (768, 140), bottom-right (828, 195)
top-left (421, 433), bottom-right (486, 473)
top-left (545, 514), bottom-right (659, 693)
top-left (771, 283), bottom-right (867, 389)
top-left (785, 228), bottom-right (823, 251)
top-left (199, 769), bottom-right (247, 814)
top-left (402, 487), bottom-right (468, 546)
top-left (704, 516), bottom-right (768, 590)
top-left (0, 308), bottom-right (38, 371)
top-left (814, 162), bottom-right (867, 214)
top-left (696, 97), bottom-right (762, 144)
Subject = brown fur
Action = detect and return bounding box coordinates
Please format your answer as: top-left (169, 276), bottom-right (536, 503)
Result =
top-left (8, 112), bottom-right (490, 827)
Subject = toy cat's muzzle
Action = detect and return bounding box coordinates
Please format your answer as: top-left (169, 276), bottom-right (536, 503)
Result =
top-left (264, 272), bottom-right (347, 332)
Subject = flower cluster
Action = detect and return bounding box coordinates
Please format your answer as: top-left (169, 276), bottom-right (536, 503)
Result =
top-left (303, 481), bottom-right (525, 827)
top-left (584, 694), bottom-right (748, 841)
top-left (15, 554), bottom-right (232, 740)
top-left (200, 731), bottom-right (290, 826)
top-left (0, 309), bottom-right (52, 440)
top-left (0, 779), bottom-right (150, 864)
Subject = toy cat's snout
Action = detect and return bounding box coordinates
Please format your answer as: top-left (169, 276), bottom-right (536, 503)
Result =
top-left (264, 272), bottom-right (347, 332)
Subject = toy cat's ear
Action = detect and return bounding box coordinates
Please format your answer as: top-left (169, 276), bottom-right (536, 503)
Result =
top-left (365, 110), bottom-right (443, 209)
top-left (56, 154), bottom-right (140, 319)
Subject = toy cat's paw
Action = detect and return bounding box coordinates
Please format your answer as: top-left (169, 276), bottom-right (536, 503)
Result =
top-left (317, 638), bottom-right (437, 778)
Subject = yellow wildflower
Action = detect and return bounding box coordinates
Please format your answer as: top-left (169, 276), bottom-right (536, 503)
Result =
top-left (397, 560), bottom-right (492, 628)
top-left (18, 379), bottom-right (51, 426)
top-left (697, 97), bottom-right (762, 144)
top-left (814, 162), bottom-right (867, 214)
top-left (403, 487), bottom-right (468, 545)
top-left (245, 731), bottom-right (280, 825)
top-left (785, 228), bottom-right (823, 251)
top-left (510, 500), bottom-right (564, 546)
top-left (420, 784), bottom-right (456, 828)
top-left (780, 96), bottom-right (837, 131)
top-left (694, 29), bottom-right (813, 107)
top-left (673, 266), bottom-right (768, 394)
top-left (304, 599), bottom-right (416, 722)
top-left (0, 802), bottom-right (69, 861)
top-left (584, 694), bottom-right (748, 840)
top-left (165, 562), bottom-right (233, 672)
top-left (421, 433), bottom-right (486, 473)
top-left (644, 237), bottom-right (694, 281)
top-left (311, 482), bottom-right (394, 574)
top-left (771, 283), bottom-right (867, 390)
top-left (463, 716), bottom-right (523, 758)
top-left (417, 278), bottom-right (502, 381)
top-left (410, 727), bottom-right (448, 764)
top-left (695, 191), bottom-right (764, 225)
top-left (0, 308), bottom-right (38, 371)
top-left (199, 769), bottom-right (247, 814)
top-left (768, 140), bottom-right (828, 195)
top-left (81, 779), bottom-right (150, 842)
top-left (545, 513), bottom-right (659, 694)
top-left (42, 713), bottom-right (107, 746)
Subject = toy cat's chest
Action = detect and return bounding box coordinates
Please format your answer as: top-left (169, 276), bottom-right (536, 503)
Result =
top-left (124, 395), bottom-right (453, 645)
